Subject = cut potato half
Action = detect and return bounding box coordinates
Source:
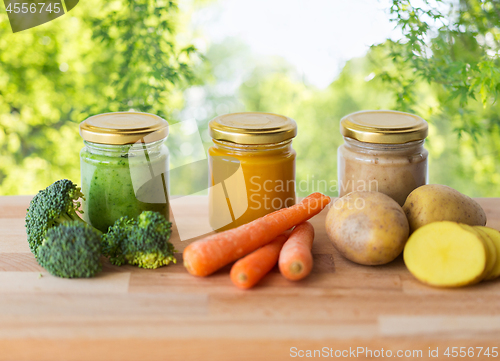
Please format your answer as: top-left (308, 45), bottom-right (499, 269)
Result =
top-left (476, 226), bottom-right (500, 281)
top-left (404, 222), bottom-right (487, 287)
top-left (472, 226), bottom-right (497, 280)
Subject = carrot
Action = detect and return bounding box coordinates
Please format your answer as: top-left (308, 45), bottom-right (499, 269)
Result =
top-left (230, 232), bottom-right (290, 289)
top-left (183, 192), bottom-right (331, 277)
top-left (279, 221), bottom-right (315, 281)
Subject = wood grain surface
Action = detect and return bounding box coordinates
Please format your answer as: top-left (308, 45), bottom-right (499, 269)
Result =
top-left (1, 196), bottom-right (499, 361)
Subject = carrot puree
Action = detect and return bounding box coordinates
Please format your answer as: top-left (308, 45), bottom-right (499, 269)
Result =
top-left (208, 112), bottom-right (297, 231)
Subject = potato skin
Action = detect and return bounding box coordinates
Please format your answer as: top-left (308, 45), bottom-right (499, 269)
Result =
top-left (325, 191), bottom-right (410, 265)
top-left (403, 184), bottom-right (487, 233)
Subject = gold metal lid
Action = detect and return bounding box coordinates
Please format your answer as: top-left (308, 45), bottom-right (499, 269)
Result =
top-left (340, 110), bottom-right (428, 144)
top-left (80, 112), bottom-right (168, 145)
top-left (209, 112), bottom-right (297, 145)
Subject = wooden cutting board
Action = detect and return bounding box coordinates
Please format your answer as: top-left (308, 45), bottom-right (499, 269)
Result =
top-left (1, 196), bottom-right (499, 361)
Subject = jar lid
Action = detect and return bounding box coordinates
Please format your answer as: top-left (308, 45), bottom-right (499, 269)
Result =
top-left (209, 112), bottom-right (297, 145)
top-left (340, 110), bottom-right (428, 144)
top-left (80, 112), bottom-right (168, 145)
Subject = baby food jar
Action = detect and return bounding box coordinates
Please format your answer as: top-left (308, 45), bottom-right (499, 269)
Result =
top-left (79, 112), bottom-right (169, 232)
top-left (208, 112), bottom-right (297, 231)
top-left (338, 110), bottom-right (428, 206)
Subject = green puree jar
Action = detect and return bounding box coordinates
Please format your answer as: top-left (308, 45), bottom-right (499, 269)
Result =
top-left (79, 112), bottom-right (169, 233)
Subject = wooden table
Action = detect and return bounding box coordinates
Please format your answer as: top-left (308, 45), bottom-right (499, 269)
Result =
top-left (1, 196), bottom-right (499, 361)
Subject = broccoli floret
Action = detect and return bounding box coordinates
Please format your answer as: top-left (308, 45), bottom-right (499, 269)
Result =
top-left (37, 221), bottom-right (102, 278)
top-left (25, 179), bottom-right (100, 256)
top-left (102, 211), bottom-right (176, 269)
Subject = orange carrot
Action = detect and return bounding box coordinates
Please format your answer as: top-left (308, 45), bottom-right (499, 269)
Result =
top-left (183, 192), bottom-right (331, 277)
top-left (279, 221), bottom-right (315, 281)
top-left (230, 232), bottom-right (290, 289)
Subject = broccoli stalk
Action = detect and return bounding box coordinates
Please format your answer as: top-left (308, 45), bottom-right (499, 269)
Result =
top-left (25, 179), bottom-right (101, 256)
top-left (37, 221), bottom-right (102, 278)
top-left (102, 211), bottom-right (176, 269)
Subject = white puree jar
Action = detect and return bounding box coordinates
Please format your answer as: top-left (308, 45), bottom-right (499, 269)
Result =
top-left (337, 110), bottom-right (428, 206)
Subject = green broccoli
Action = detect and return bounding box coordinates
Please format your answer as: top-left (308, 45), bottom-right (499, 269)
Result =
top-left (37, 221), bottom-right (102, 278)
top-left (102, 211), bottom-right (176, 269)
top-left (25, 179), bottom-right (100, 256)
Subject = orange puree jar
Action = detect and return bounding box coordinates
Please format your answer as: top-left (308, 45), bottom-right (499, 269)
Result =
top-left (208, 112), bottom-right (297, 231)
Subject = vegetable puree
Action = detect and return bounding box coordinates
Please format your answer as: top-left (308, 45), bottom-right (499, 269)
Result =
top-left (208, 112), bottom-right (298, 232)
top-left (338, 139), bottom-right (427, 206)
top-left (208, 140), bottom-right (296, 231)
top-left (338, 110), bottom-right (428, 206)
top-left (80, 146), bottom-right (169, 233)
top-left (79, 112), bottom-right (170, 233)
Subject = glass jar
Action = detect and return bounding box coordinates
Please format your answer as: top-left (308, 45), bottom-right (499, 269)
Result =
top-left (208, 112), bottom-right (297, 231)
top-left (79, 112), bottom-right (169, 232)
top-left (337, 110), bottom-right (428, 206)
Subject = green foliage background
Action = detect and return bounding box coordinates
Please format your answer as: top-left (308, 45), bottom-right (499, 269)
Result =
top-left (1, 0), bottom-right (499, 197)
top-left (0, 0), bottom-right (197, 194)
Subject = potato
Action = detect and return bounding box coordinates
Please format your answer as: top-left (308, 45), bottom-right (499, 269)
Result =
top-left (403, 184), bottom-right (487, 232)
top-left (470, 226), bottom-right (497, 280)
top-left (475, 226), bottom-right (500, 281)
top-left (325, 191), bottom-right (409, 265)
top-left (404, 221), bottom-right (487, 287)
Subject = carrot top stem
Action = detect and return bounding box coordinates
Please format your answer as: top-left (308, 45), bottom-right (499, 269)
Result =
top-left (290, 261), bottom-right (303, 274)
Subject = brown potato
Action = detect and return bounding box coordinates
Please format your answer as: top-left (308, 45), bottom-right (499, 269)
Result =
top-left (325, 191), bottom-right (409, 265)
top-left (403, 184), bottom-right (487, 233)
